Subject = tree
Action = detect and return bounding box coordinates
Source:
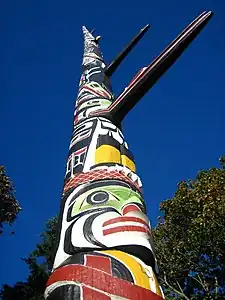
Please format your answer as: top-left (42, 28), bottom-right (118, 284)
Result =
top-left (0, 216), bottom-right (58, 300)
top-left (0, 166), bottom-right (21, 235)
top-left (153, 156), bottom-right (225, 299)
top-left (1, 157), bottom-right (225, 299)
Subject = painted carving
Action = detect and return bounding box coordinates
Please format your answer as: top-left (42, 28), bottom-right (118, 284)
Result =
top-left (45, 11), bottom-right (213, 300)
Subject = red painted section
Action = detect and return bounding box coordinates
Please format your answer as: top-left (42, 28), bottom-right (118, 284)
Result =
top-left (84, 86), bottom-right (110, 98)
top-left (122, 204), bottom-right (141, 215)
top-left (103, 225), bottom-right (150, 236)
top-left (74, 115), bottom-right (79, 125)
top-left (103, 216), bottom-right (149, 228)
top-left (85, 255), bottom-right (112, 275)
top-left (127, 67), bottom-right (147, 87)
top-left (47, 265), bottom-right (163, 300)
top-left (63, 170), bottom-right (142, 193)
top-left (82, 286), bottom-right (111, 299)
top-left (74, 147), bottom-right (87, 156)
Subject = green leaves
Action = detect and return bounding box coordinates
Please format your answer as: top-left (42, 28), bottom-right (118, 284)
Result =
top-left (0, 166), bottom-right (21, 235)
top-left (153, 156), bottom-right (225, 298)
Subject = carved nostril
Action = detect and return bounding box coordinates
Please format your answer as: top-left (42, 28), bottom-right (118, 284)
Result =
top-left (122, 203), bottom-right (142, 215)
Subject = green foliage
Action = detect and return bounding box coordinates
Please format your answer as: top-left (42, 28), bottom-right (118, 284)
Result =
top-left (0, 166), bottom-right (21, 234)
top-left (29, 216), bottom-right (58, 272)
top-left (0, 217), bottom-right (58, 300)
top-left (153, 156), bottom-right (225, 298)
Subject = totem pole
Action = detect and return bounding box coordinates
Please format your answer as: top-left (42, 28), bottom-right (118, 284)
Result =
top-left (45, 11), bottom-right (212, 299)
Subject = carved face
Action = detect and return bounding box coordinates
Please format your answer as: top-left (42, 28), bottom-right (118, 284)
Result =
top-left (67, 180), bottom-right (144, 219)
top-left (74, 59), bottom-right (113, 124)
top-left (74, 97), bottom-right (112, 124)
top-left (60, 180), bottom-right (153, 256)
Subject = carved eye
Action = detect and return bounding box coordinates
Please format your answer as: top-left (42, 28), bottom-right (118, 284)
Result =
top-left (86, 191), bottom-right (109, 205)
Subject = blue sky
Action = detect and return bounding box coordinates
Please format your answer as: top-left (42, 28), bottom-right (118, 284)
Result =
top-left (0, 0), bottom-right (224, 288)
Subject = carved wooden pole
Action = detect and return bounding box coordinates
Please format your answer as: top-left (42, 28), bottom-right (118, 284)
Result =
top-left (45, 11), bottom-right (212, 300)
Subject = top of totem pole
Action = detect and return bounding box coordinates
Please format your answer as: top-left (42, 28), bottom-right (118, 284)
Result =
top-left (82, 26), bottom-right (104, 67)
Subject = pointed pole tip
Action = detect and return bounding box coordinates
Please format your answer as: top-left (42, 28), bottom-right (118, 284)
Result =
top-left (207, 10), bottom-right (213, 17)
top-left (141, 24), bottom-right (150, 32)
top-left (198, 10), bottom-right (214, 24)
top-left (201, 10), bottom-right (213, 18)
top-left (82, 25), bottom-right (88, 33)
top-left (204, 10), bottom-right (213, 15)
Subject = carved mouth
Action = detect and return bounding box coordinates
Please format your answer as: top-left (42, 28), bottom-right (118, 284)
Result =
top-left (102, 216), bottom-right (151, 236)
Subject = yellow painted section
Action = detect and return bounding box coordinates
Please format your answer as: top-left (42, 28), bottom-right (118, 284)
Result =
top-left (95, 145), bottom-right (121, 164)
top-left (102, 250), bottom-right (150, 289)
top-left (151, 271), bottom-right (163, 297)
top-left (121, 155), bottom-right (136, 172)
top-left (101, 250), bottom-right (163, 297)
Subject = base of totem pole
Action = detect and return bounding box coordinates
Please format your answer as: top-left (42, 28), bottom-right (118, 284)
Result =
top-left (45, 251), bottom-right (164, 300)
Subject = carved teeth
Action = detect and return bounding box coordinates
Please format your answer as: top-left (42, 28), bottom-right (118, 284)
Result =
top-left (137, 177), bottom-right (143, 187)
top-left (130, 173), bottom-right (138, 182)
top-left (87, 164), bottom-right (142, 188)
top-left (123, 166), bottom-right (131, 176)
top-left (124, 142), bottom-right (128, 149)
top-left (107, 166), bottom-right (116, 173)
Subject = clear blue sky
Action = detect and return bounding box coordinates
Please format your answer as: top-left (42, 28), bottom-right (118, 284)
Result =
top-left (0, 0), bottom-right (224, 288)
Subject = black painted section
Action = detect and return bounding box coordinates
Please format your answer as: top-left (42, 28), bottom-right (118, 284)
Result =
top-left (47, 284), bottom-right (81, 300)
